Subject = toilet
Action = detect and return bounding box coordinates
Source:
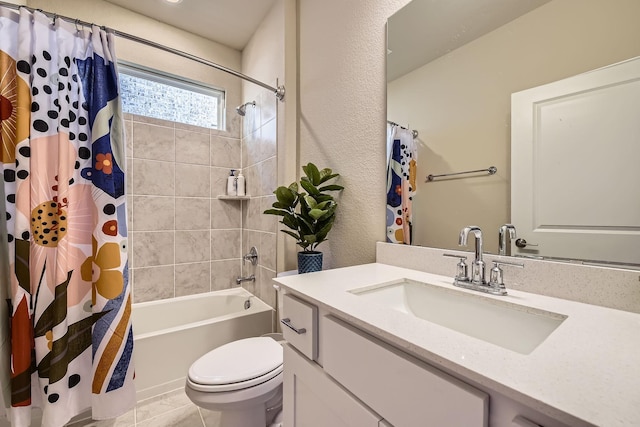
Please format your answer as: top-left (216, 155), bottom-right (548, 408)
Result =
top-left (185, 336), bottom-right (284, 427)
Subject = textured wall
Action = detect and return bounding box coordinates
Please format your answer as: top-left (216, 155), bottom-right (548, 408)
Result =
top-left (297, 0), bottom-right (411, 269)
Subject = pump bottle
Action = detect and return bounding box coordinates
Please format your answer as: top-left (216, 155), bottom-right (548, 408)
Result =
top-left (226, 169), bottom-right (237, 196)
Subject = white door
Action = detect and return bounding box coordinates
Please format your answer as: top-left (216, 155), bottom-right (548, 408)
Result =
top-left (511, 57), bottom-right (640, 265)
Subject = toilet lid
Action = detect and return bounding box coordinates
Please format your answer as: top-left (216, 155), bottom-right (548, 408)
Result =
top-left (188, 337), bottom-right (283, 386)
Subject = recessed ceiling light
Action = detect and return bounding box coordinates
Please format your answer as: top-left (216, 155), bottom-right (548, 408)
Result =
top-left (164, 0), bottom-right (182, 4)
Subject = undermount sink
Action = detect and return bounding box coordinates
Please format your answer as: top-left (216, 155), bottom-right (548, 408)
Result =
top-left (349, 278), bottom-right (567, 354)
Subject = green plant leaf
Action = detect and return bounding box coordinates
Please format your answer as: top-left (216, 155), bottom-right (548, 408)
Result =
top-left (281, 230), bottom-right (300, 241)
top-left (281, 215), bottom-right (298, 230)
top-left (303, 195), bottom-right (317, 209)
top-left (318, 184), bottom-right (344, 192)
top-left (302, 234), bottom-right (317, 244)
top-left (314, 194), bottom-right (333, 203)
top-left (298, 217), bottom-right (314, 235)
top-left (263, 208), bottom-right (287, 216)
top-left (288, 182), bottom-right (299, 193)
top-left (269, 202), bottom-right (284, 209)
top-left (303, 163), bottom-right (321, 185)
top-left (319, 169), bottom-right (339, 184)
top-left (308, 208), bottom-right (328, 220)
top-left (316, 221), bottom-right (334, 242)
top-left (318, 203), bottom-right (337, 221)
top-left (275, 186), bottom-right (295, 206)
top-left (299, 179), bottom-right (320, 196)
top-left (315, 200), bottom-right (332, 210)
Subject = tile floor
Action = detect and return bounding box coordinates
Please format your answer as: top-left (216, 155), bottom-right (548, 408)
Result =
top-left (1, 388), bottom-right (219, 427)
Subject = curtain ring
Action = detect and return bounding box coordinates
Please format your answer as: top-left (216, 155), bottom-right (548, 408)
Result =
top-left (75, 19), bottom-right (80, 32)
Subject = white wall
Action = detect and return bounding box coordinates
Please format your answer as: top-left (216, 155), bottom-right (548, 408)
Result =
top-left (297, 0), bottom-right (411, 269)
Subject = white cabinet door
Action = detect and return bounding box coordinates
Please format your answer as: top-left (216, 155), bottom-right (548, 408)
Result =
top-left (511, 56), bottom-right (640, 265)
top-left (283, 344), bottom-right (381, 427)
top-left (322, 316), bottom-right (488, 427)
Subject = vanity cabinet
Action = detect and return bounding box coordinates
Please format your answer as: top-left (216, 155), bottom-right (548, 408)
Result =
top-left (283, 345), bottom-right (382, 426)
top-left (281, 293), bottom-right (487, 427)
top-left (322, 315), bottom-right (488, 427)
top-left (281, 291), bottom-right (572, 427)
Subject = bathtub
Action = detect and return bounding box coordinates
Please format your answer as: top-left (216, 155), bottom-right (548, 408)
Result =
top-left (132, 288), bottom-right (274, 401)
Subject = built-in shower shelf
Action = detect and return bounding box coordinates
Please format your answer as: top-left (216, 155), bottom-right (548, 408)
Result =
top-left (217, 195), bottom-right (251, 200)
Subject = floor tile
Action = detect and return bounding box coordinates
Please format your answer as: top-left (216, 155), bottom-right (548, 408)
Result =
top-left (135, 405), bottom-right (203, 427)
top-left (135, 388), bottom-right (192, 422)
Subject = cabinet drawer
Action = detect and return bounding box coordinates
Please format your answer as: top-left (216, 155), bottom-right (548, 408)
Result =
top-left (512, 416), bottom-right (542, 427)
top-left (283, 345), bottom-right (381, 426)
top-left (281, 293), bottom-right (318, 360)
top-left (323, 316), bottom-right (488, 427)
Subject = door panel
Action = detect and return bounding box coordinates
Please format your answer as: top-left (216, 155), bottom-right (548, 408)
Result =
top-left (511, 57), bottom-right (640, 264)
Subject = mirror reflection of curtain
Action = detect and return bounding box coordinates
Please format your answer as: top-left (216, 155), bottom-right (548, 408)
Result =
top-left (386, 124), bottom-right (417, 244)
top-left (0, 7), bottom-right (134, 426)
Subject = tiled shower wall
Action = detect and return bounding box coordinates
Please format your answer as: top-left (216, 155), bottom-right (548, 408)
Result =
top-left (240, 89), bottom-right (278, 309)
top-left (124, 113), bottom-right (246, 303)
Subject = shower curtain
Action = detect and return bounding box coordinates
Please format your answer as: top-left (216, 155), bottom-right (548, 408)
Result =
top-left (0, 8), bottom-right (134, 427)
top-left (386, 124), bottom-right (417, 244)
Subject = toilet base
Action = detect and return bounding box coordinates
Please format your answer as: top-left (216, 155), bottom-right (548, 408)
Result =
top-left (219, 408), bottom-right (266, 426)
top-left (268, 409), bottom-right (283, 427)
top-left (186, 377), bottom-right (282, 427)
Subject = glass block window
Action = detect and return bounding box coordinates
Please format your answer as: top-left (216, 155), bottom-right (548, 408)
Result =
top-left (118, 63), bottom-right (224, 130)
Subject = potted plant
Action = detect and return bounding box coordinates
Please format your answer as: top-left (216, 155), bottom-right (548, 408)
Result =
top-left (264, 163), bottom-right (344, 273)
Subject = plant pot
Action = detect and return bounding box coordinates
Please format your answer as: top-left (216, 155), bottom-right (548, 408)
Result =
top-left (298, 251), bottom-right (323, 274)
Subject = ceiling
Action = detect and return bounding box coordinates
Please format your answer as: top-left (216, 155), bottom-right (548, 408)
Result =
top-left (104, 0), bottom-right (277, 50)
top-left (104, 0), bottom-right (551, 74)
top-left (387, 0), bottom-right (552, 81)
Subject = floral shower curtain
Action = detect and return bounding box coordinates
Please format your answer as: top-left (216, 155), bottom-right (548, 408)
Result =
top-left (0, 8), bottom-right (134, 427)
top-left (386, 124), bottom-right (417, 244)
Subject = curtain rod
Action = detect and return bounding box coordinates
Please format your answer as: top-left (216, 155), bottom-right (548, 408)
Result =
top-left (0, 1), bottom-right (285, 101)
top-left (387, 120), bottom-right (418, 139)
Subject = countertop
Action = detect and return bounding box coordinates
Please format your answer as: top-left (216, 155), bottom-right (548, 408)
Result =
top-left (274, 263), bottom-right (640, 427)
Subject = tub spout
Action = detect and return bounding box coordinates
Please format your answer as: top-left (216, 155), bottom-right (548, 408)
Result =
top-left (236, 274), bottom-right (255, 285)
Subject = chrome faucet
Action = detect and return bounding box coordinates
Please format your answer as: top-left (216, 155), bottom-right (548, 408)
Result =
top-left (444, 225), bottom-right (524, 296)
top-left (498, 224), bottom-right (517, 256)
top-left (459, 226), bottom-right (486, 285)
top-left (236, 274), bottom-right (255, 285)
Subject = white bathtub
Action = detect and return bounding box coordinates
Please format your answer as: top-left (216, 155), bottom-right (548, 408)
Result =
top-left (132, 288), bottom-right (274, 400)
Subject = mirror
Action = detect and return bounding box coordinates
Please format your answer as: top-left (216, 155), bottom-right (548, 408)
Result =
top-left (386, 0), bottom-right (640, 267)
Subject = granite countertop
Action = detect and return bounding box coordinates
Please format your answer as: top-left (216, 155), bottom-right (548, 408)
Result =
top-left (274, 263), bottom-right (640, 427)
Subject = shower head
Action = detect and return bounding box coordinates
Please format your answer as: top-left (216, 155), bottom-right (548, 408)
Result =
top-left (235, 101), bottom-right (256, 116)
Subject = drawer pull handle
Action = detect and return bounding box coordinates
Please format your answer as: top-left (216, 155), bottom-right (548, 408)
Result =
top-left (281, 318), bottom-right (306, 334)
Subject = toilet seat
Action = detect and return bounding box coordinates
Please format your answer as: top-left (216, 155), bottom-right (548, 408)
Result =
top-left (187, 337), bottom-right (283, 393)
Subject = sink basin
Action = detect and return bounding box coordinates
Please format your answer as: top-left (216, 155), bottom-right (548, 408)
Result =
top-left (349, 278), bottom-right (566, 354)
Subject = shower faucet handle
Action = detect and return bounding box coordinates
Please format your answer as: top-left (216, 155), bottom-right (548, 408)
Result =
top-left (242, 246), bottom-right (258, 265)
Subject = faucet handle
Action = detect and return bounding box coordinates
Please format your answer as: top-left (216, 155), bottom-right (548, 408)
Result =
top-left (488, 260), bottom-right (524, 295)
top-left (443, 254), bottom-right (469, 282)
top-left (243, 246), bottom-right (258, 265)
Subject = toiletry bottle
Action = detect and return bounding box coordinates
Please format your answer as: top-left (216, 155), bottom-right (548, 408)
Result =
top-left (226, 169), bottom-right (237, 196)
top-left (236, 169), bottom-right (246, 196)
